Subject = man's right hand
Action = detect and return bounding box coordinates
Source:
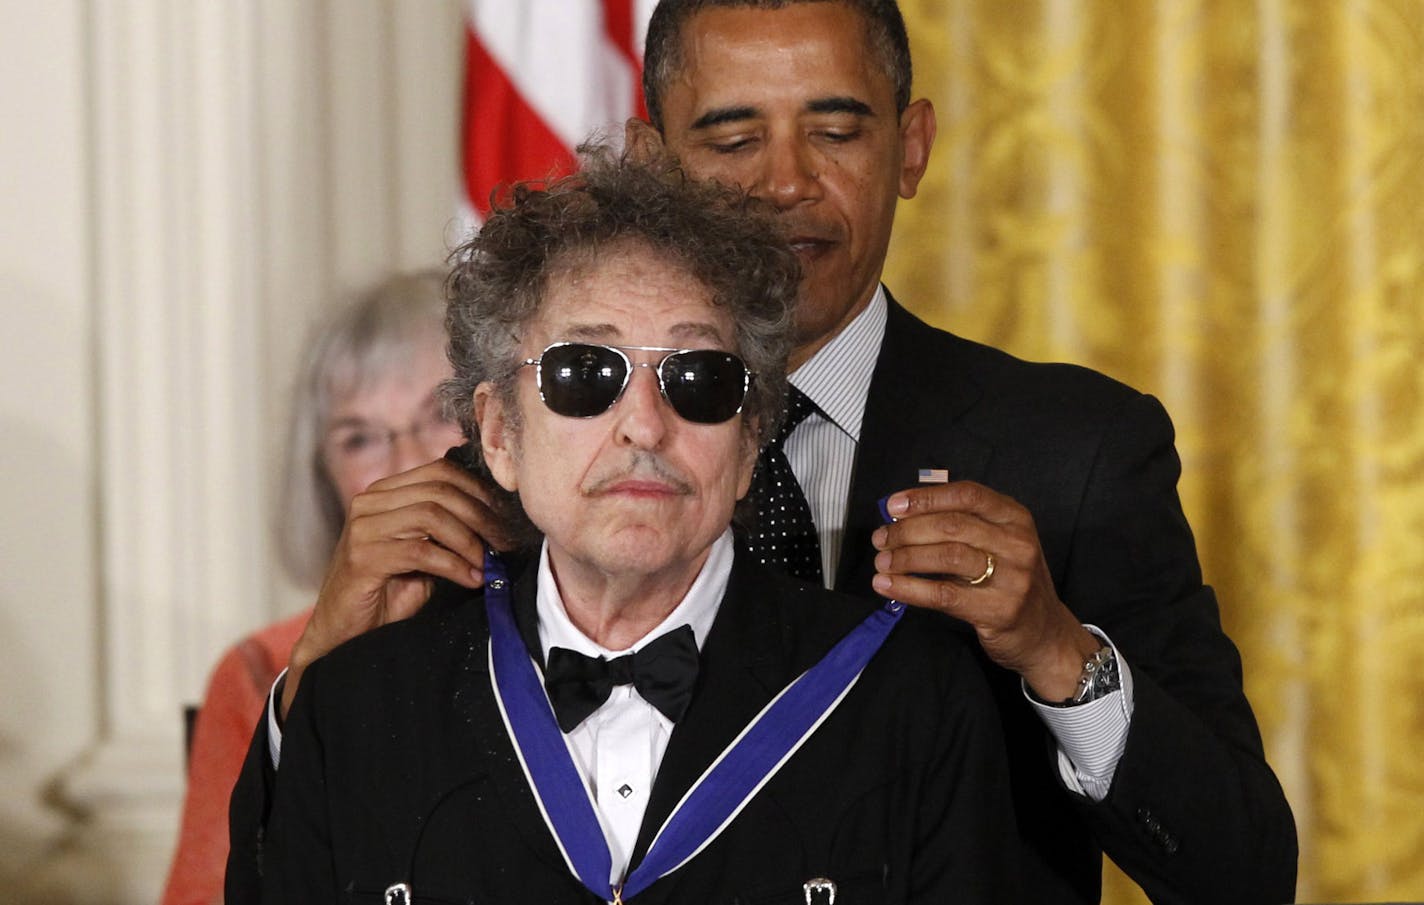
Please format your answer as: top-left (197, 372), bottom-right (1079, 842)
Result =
top-left (281, 457), bottom-right (515, 719)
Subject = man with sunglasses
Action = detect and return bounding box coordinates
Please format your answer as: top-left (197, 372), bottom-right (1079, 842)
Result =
top-left (235, 151), bottom-right (1018, 902)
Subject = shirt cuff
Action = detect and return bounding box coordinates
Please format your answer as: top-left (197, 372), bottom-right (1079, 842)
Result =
top-left (1024, 625), bottom-right (1134, 802)
top-left (267, 668), bottom-right (287, 770)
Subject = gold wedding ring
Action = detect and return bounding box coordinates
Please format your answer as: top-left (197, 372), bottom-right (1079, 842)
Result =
top-left (968, 552), bottom-right (995, 586)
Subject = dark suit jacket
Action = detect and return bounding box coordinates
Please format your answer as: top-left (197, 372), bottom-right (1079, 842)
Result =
top-left (231, 553), bottom-right (1020, 904)
top-left (834, 296), bottom-right (1296, 904)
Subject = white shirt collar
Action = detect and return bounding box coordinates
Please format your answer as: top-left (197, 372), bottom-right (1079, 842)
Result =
top-left (535, 529), bottom-right (733, 662)
top-left (788, 284), bottom-right (888, 443)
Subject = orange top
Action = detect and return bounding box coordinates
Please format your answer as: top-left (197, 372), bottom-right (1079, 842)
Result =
top-left (159, 608), bottom-right (311, 905)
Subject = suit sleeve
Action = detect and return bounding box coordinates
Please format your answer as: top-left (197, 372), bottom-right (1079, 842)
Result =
top-left (1065, 392), bottom-right (1297, 904)
top-left (262, 655), bottom-right (343, 904)
top-left (223, 658), bottom-right (339, 904)
top-left (224, 693), bottom-right (279, 904)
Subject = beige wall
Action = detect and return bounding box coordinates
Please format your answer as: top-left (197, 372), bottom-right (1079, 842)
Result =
top-left (0, 2), bottom-right (463, 901)
top-left (0, 0), bottom-right (101, 889)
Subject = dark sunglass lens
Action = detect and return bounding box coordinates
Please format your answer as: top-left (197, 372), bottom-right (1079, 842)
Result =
top-left (660, 351), bottom-right (749, 423)
top-left (540, 344), bottom-right (627, 417)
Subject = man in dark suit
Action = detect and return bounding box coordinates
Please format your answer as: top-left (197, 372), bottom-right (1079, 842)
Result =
top-left (622, 3), bottom-right (1297, 903)
top-left (236, 2), bottom-right (1296, 903)
top-left (239, 150), bottom-right (1018, 902)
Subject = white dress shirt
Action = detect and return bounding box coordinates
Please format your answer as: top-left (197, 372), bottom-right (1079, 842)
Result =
top-left (785, 285), bottom-right (1134, 799)
top-left (534, 530), bottom-right (730, 884)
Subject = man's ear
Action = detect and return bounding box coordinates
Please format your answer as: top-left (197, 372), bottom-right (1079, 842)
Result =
top-left (625, 117), bottom-right (667, 164)
top-left (474, 383), bottom-right (518, 492)
top-left (897, 98), bottom-right (937, 200)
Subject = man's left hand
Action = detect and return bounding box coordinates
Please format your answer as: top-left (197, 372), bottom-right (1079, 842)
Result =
top-left (871, 481), bottom-right (1101, 701)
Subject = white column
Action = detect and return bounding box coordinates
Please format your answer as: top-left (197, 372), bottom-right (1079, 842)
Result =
top-left (54, 3), bottom-right (269, 900)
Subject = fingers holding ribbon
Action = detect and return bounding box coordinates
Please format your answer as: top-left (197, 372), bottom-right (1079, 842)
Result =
top-left (870, 480), bottom-right (1111, 700)
top-left (870, 480), bottom-right (1093, 683)
top-left (286, 456), bottom-right (516, 719)
top-left (869, 481), bottom-right (1043, 614)
top-left (872, 482), bottom-right (1014, 586)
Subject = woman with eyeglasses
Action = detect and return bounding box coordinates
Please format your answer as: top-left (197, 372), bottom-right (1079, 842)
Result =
top-left (159, 271), bottom-right (466, 905)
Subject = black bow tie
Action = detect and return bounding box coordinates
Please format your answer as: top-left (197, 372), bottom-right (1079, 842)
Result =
top-left (543, 625), bottom-right (700, 733)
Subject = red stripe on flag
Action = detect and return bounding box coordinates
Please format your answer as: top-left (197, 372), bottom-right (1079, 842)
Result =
top-left (601, 0), bottom-right (648, 121)
top-left (461, 25), bottom-right (577, 218)
top-left (602, 0), bottom-right (636, 63)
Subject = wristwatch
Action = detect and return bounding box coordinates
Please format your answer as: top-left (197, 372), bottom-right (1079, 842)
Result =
top-left (1060, 644), bottom-right (1120, 706)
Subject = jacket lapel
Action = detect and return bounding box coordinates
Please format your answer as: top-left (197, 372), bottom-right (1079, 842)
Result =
top-left (627, 554), bottom-right (868, 874)
top-left (629, 553), bottom-right (789, 866)
top-left (450, 564), bottom-right (581, 879)
top-left (835, 294), bottom-right (994, 597)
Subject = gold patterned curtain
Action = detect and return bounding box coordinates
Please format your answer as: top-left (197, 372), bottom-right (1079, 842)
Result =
top-left (888, 1), bottom-right (1424, 901)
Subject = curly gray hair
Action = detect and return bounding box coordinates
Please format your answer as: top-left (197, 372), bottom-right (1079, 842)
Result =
top-left (443, 147), bottom-right (799, 455)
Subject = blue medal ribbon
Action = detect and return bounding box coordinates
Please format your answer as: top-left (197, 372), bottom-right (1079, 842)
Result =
top-left (485, 540), bottom-right (905, 903)
top-left (485, 554), bottom-right (613, 893)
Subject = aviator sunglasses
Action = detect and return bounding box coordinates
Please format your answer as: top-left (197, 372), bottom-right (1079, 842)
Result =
top-left (519, 342), bottom-right (754, 424)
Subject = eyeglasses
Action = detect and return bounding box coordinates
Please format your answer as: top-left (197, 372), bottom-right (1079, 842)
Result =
top-left (519, 342), bottom-right (753, 424)
top-left (323, 409), bottom-right (459, 468)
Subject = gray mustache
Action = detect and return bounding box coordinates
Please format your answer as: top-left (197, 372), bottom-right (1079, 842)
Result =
top-left (585, 452), bottom-right (694, 496)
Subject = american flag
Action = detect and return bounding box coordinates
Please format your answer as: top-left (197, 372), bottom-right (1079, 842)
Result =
top-left (460, 0), bottom-right (655, 226)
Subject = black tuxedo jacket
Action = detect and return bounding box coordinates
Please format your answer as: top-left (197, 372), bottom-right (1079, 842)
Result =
top-left (834, 296), bottom-right (1296, 903)
top-left (231, 553), bottom-right (1020, 904)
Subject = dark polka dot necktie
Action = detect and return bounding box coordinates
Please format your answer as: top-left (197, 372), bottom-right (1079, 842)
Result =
top-left (747, 385), bottom-right (824, 585)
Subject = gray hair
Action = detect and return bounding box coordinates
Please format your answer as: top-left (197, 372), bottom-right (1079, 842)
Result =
top-left (277, 271), bottom-right (448, 588)
top-left (642, 0), bottom-right (913, 131)
top-left (442, 147), bottom-right (799, 524)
